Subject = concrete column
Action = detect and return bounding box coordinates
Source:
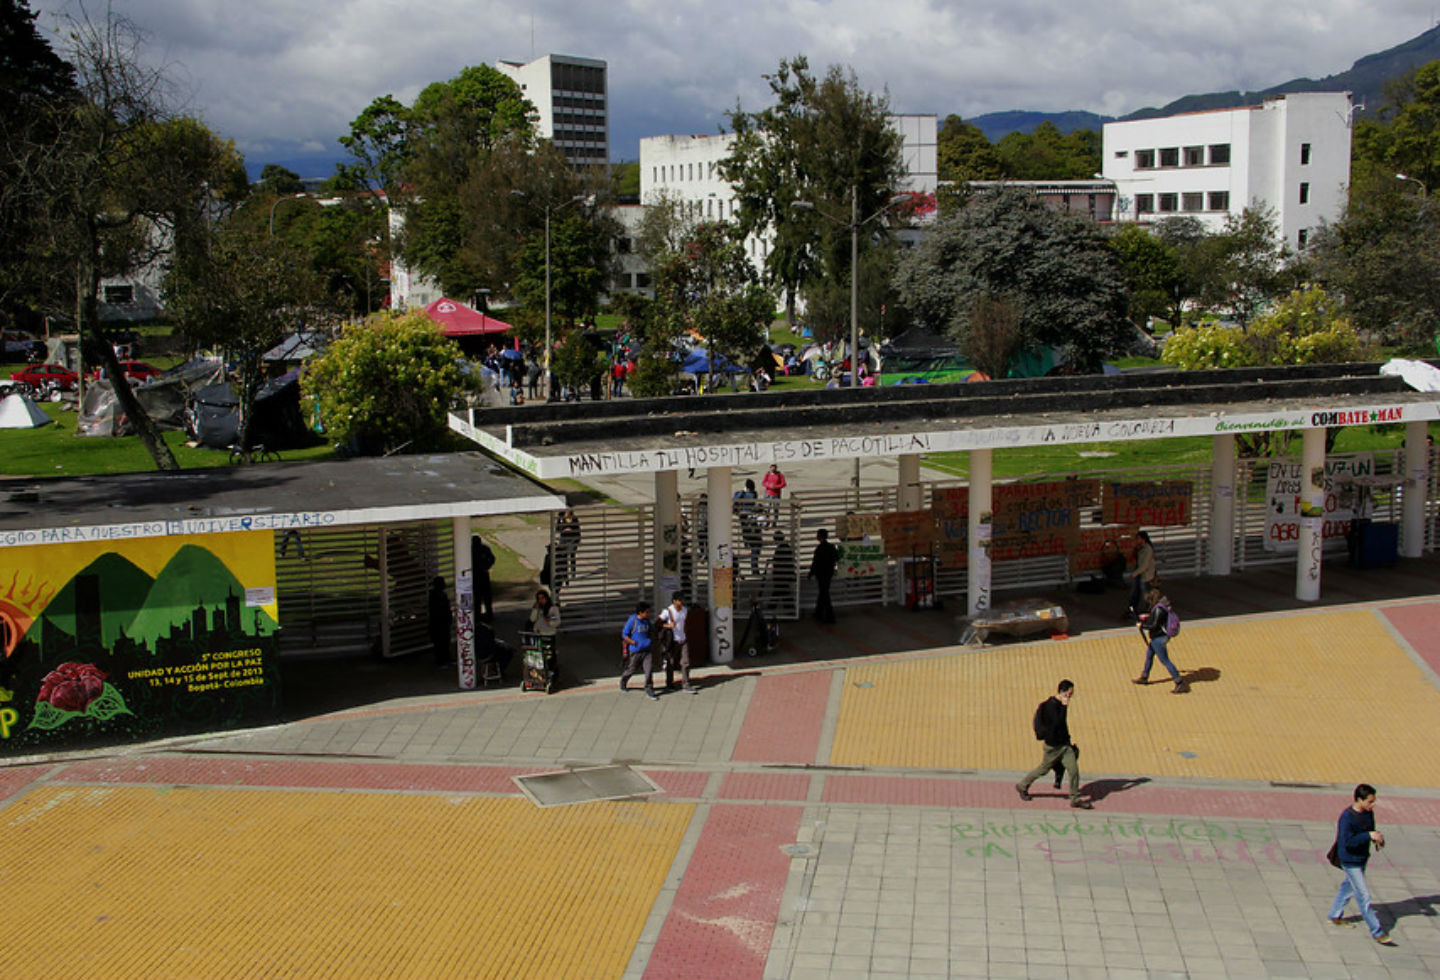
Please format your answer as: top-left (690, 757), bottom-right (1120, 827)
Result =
top-left (1296, 427), bottom-right (1325, 602)
top-left (707, 466), bottom-right (735, 663)
top-left (1403, 422), bottom-right (1428, 558)
top-left (654, 470), bottom-right (681, 609)
top-left (1210, 433), bottom-right (1236, 575)
top-left (897, 454), bottom-right (923, 512)
top-left (452, 517), bottom-right (476, 689)
top-left (968, 449), bottom-right (993, 616)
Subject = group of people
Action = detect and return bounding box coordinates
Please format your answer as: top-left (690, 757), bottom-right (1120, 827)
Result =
top-left (619, 593), bottom-right (697, 699)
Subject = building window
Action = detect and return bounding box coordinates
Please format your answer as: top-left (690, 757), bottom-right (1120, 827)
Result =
top-left (1159, 147), bottom-right (1179, 167)
top-left (718, 200), bottom-right (725, 220)
top-left (1135, 194), bottom-right (1155, 214)
top-left (1300, 142), bottom-right (1311, 165)
top-left (1158, 193), bottom-right (1178, 212)
top-left (613, 273), bottom-right (632, 289)
top-left (1114, 149), bottom-right (1128, 158)
top-left (1299, 182), bottom-right (1310, 204)
top-left (636, 273), bottom-right (652, 288)
top-left (1182, 192), bottom-right (1204, 212)
top-left (1208, 191), bottom-right (1229, 210)
top-left (1184, 146), bottom-right (1204, 166)
top-left (104, 285), bottom-right (133, 304)
top-left (1209, 143), bottom-right (1230, 165)
top-left (1135, 149), bottom-right (1155, 169)
top-left (617, 237), bottom-right (631, 254)
top-left (1297, 228), bottom-right (1308, 250)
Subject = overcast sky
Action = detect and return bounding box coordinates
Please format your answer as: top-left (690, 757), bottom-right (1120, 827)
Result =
top-left (31, 0), bottom-right (1440, 178)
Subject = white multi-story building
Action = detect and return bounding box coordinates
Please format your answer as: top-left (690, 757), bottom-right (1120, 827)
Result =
top-left (1103, 92), bottom-right (1352, 251)
top-left (497, 53), bottom-right (609, 170)
top-left (639, 114), bottom-right (939, 269)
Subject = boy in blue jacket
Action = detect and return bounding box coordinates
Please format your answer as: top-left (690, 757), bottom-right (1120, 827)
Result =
top-left (1328, 783), bottom-right (1392, 944)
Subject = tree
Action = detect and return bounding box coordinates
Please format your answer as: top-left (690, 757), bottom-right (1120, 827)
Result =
top-left (651, 222), bottom-right (773, 390)
top-left (302, 310), bottom-right (468, 455)
top-left (936, 114), bottom-right (1003, 184)
top-left (1310, 176), bottom-right (1440, 349)
top-left (163, 223), bottom-right (328, 452)
top-left (892, 186), bottom-right (1131, 372)
top-left (549, 329), bottom-right (605, 397)
top-left (961, 292), bottom-right (1027, 380)
top-left (258, 164), bottom-right (304, 196)
top-left (510, 208), bottom-right (616, 325)
top-left (721, 57), bottom-right (905, 326)
top-left (0, 0), bottom-right (76, 330)
top-left (994, 122), bottom-right (1101, 180)
top-left (1108, 223), bottom-right (1182, 326)
top-left (1353, 61), bottom-right (1440, 192)
top-left (1196, 206), bottom-right (1294, 325)
top-left (29, 9), bottom-right (247, 471)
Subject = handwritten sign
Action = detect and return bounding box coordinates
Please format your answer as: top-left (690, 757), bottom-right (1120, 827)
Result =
top-left (1103, 481), bottom-right (1193, 526)
top-left (880, 511), bottom-right (936, 557)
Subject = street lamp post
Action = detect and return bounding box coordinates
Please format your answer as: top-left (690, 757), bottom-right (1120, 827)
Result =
top-left (268, 193), bottom-right (308, 236)
top-left (793, 186), bottom-right (909, 486)
top-left (1396, 172), bottom-right (1428, 199)
top-left (514, 191), bottom-right (585, 400)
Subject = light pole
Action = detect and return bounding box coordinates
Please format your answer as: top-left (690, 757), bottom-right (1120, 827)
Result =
top-left (1396, 172), bottom-right (1428, 198)
top-left (268, 193), bottom-right (307, 236)
top-left (513, 191), bottom-right (585, 400)
top-left (792, 186), bottom-right (909, 486)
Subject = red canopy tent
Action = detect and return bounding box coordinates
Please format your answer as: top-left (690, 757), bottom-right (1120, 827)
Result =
top-left (423, 298), bottom-right (514, 337)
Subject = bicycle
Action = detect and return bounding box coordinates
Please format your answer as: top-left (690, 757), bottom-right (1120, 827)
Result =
top-left (228, 443), bottom-right (281, 465)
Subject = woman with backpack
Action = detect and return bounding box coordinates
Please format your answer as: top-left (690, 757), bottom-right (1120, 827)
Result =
top-left (1133, 588), bottom-right (1187, 693)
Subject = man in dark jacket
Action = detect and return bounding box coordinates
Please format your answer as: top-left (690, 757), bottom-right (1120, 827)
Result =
top-left (1015, 679), bottom-right (1092, 809)
top-left (1328, 783), bottom-right (1391, 943)
top-left (807, 529), bottom-right (839, 623)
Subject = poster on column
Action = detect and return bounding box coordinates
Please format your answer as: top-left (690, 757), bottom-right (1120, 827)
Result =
top-left (932, 487), bottom-right (969, 568)
top-left (0, 532), bottom-right (281, 755)
top-left (1263, 454), bottom-right (1374, 552)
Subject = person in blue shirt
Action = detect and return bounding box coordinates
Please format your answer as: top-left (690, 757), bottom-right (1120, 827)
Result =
top-left (1328, 783), bottom-right (1392, 944)
top-left (619, 602), bottom-right (659, 700)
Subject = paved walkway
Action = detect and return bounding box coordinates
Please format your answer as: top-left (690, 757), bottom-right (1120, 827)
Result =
top-left (3, 594), bottom-right (1440, 979)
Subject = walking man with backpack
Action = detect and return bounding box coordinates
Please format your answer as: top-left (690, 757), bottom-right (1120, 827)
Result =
top-left (1133, 589), bottom-right (1187, 693)
top-left (1016, 679), bottom-right (1092, 809)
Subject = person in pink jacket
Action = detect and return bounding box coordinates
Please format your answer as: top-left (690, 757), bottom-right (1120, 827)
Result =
top-left (762, 464), bottom-right (787, 525)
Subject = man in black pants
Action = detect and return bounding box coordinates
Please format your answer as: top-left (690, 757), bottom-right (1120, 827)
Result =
top-left (807, 529), bottom-right (839, 624)
top-left (1016, 679), bottom-right (1092, 809)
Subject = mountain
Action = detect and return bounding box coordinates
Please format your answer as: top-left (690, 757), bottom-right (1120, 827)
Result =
top-left (969, 24), bottom-right (1440, 141)
top-left (126, 543), bottom-right (276, 647)
top-left (30, 552), bottom-right (153, 649)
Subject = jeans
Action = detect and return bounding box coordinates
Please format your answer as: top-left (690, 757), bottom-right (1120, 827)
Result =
top-left (1329, 864), bottom-right (1383, 937)
top-left (1141, 634), bottom-right (1182, 683)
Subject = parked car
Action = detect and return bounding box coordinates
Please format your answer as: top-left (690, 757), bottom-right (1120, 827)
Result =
top-left (11, 363), bottom-right (79, 391)
top-left (89, 360), bottom-right (162, 383)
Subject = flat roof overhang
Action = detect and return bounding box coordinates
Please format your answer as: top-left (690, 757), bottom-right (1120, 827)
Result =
top-left (451, 363), bottom-right (1440, 480)
top-left (0, 453), bottom-right (564, 549)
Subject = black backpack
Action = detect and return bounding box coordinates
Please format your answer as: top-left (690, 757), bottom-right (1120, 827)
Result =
top-left (1032, 700), bottom-right (1050, 742)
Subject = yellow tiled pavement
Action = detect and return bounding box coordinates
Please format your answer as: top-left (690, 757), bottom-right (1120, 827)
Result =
top-left (829, 608), bottom-right (1440, 787)
top-left (0, 786), bottom-right (691, 980)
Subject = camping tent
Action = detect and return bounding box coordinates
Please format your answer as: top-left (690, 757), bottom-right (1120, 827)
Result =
top-left (191, 370), bottom-right (313, 451)
top-left (423, 298), bottom-right (514, 337)
top-left (0, 393), bottom-right (52, 429)
top-left (76, 359), bottom-right (224, 437)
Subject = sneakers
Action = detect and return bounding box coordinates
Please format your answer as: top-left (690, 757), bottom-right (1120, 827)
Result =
top-left (1375, 933), bottom-right (1395, 946)
top-left (1329, 917), bottom-right (1350, 927)
top-left (645, 689), bottom-right (659, 701)
top-left (682, 684), bottom-right (698, 694)
top-left (1071, 799), bottom-right (1094, 809)
top-left (1014, 784), bottom-right (1032, 802)
top-left (1171, 681), bottom-right (1188, 694)
top-left (1131, 676), bottom-right (1149, 685)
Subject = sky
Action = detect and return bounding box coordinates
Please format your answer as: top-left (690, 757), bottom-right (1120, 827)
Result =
top-left (30, 0), bottom-right (1440, 179)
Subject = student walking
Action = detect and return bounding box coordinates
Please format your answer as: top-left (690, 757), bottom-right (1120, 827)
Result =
top-left (1328, 783), bottom-right (1393, 944)
top-left (619, 602), bottom-right (659, 700)
top-left (807, 529), bottom-right (839, 624)
top-left (1016, 680), bottom-right (1092, 809)
top-left (1133, 589), bottom-right (1186, 693)
top-left (657, 592), bottom-right (697, 693)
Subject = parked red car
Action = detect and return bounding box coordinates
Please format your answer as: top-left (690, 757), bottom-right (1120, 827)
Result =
top-left (89, 360), bottom-right (162, 382)
top-left (10, 363), bottom-right (79, 391)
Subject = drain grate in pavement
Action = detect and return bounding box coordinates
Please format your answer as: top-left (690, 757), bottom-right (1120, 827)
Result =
top-left (514, 765), bottom-right (662, 808)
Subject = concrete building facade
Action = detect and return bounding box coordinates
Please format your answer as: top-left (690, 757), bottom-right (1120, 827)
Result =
top-left (1103, 92), bottom-right (1352, 251)
top-left (497, 53), bottom-right (609, 170)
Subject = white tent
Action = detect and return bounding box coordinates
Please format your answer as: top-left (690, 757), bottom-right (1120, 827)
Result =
top-left (0, 393), bottom-right (53, 429)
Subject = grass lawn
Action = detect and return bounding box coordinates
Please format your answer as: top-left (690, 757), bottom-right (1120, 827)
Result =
top-left (0, 401), bottom-right (338, 477)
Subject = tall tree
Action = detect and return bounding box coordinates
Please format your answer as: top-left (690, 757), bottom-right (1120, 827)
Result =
top-left (721, 56), bottom-right (905, 326)
top-left (892, 186), bottom-right (1130, 372)
top-left (936, 114), bottom-right (1003, 184)
top-left (994, 122), bottom-right (1101, 180)
top-left (258, 163), bottom-right (304, 196)
top-left (1108, 223), bottom-right (1183, 327)
top-left (1353, 60), bottom-right (1440, 192)
top-left (30, 9), bottom-right (247, 470)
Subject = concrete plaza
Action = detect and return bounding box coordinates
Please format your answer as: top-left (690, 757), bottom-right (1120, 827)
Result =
top-left (2, 578), bottom-right (1440, 979)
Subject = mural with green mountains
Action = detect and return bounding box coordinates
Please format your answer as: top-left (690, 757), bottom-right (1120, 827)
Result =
top-left (2, 542), bottom-right (281, 755)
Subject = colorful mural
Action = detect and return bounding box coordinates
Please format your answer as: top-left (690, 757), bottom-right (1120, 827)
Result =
top-left (0, 533), bottom-right (280, 753)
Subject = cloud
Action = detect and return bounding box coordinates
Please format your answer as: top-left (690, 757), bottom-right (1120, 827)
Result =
top-left (31, 0), bottom-right (1437, 171)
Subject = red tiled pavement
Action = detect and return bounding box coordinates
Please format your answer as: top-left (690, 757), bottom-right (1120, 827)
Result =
top-left (730, 671), bottom-right (832, 764)
top-left (0, 765), bottom-right (51, 802)
top-left (718, 772), bottom-right (811, 801)
top-left (823, 774), bottom-right (1440, 826)
top-left (1381, 600), bottom-right (1440, 675)
top-left (53, 756), bottom-right (535, 794)
top-left (645, 769), bottom-right (710, 798)
top-left (643, 803), bottom-right (803, 980)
